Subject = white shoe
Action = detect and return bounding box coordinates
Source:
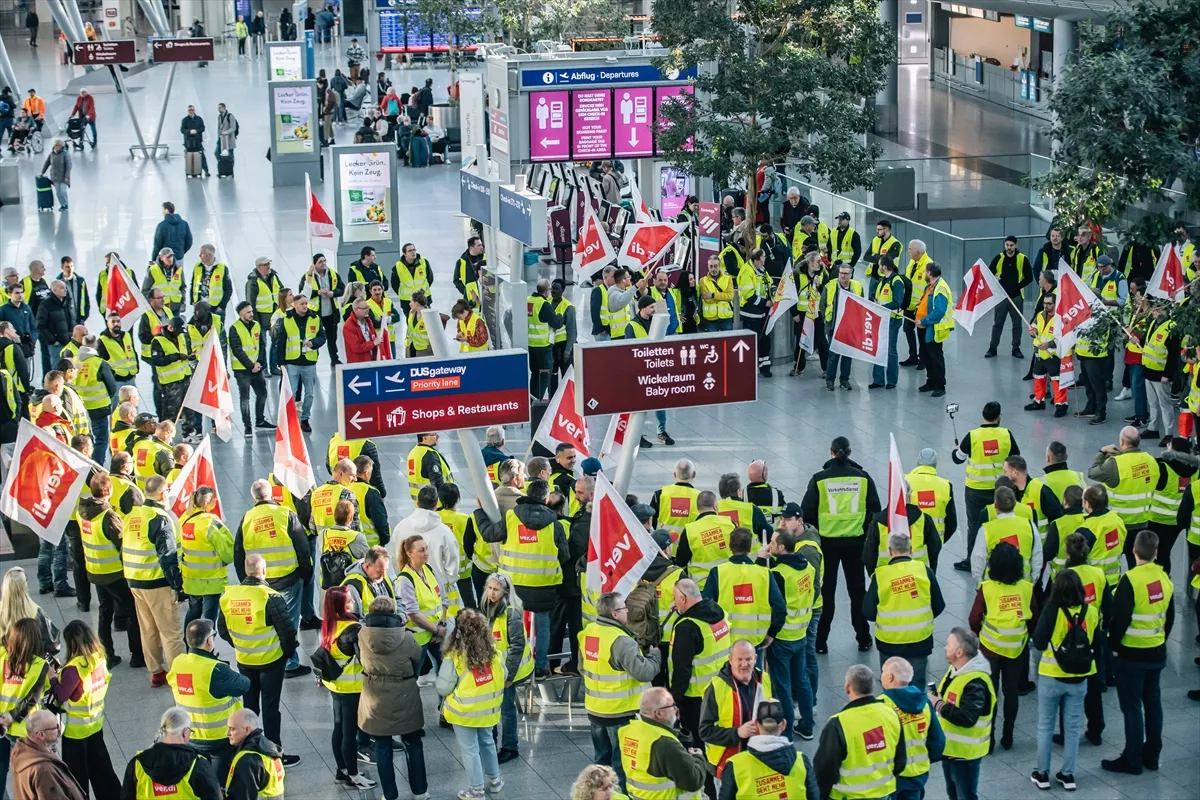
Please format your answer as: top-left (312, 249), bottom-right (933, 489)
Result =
top-left (1114, 387), bottom-right (1132, 401)
top-left (349, 773), bottom-right (376, 789)
top-left (486, 777), bottom-right (505, 794)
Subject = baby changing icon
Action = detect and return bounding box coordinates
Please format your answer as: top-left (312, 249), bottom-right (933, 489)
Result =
top-left (703, 373), bottom-right (715, 390)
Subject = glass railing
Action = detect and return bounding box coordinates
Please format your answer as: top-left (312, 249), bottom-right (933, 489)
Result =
top-left (1028, 153), bottom-right (1195, 230)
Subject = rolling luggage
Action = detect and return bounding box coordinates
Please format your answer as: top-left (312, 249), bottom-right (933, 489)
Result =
top-left (217, 152), bottom-right (234, 178)
top-left (36, 176), bottom-right (54, 211)
top-left (185, 152), bottom-right (203, 177)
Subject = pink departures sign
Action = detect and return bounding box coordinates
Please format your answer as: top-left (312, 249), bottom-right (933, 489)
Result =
top-left (654, 85), bottom-right (695, 154)
top-left (613, 86), bottom-right (654, 158)
top-left (529, 90), bottom-right (570, 162)
top-left (571, 89), bottom-right (613, 160)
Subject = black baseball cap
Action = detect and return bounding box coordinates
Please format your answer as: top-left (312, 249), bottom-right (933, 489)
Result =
top-left (781, 502), bottom-right (802, 519)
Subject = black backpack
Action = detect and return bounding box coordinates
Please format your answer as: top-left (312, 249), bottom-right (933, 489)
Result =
top-left (320, 549), bottom-right (354, 590)
top-left (1052, 607), bottom-right (1094, 675)
top-left (896, 273), bottom-right (913, 311)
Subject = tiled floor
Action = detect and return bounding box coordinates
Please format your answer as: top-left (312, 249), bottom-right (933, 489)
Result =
top-left (0, 32), bottom-right (1197, 800)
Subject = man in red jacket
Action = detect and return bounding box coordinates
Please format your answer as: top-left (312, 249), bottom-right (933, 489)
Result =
top-left (343, 298), bottom-right (383, 363)
top-left (69, 89), bottom-right (95, 148)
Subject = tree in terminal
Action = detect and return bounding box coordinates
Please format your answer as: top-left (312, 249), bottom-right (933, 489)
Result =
top-left (650, 0), bottom-right (894, 224)
top-left (485, 0), bottom-right (625, 51)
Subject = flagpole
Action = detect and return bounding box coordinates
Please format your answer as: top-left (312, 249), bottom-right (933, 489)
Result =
top-left (613, 311), bottom-right (669, 498)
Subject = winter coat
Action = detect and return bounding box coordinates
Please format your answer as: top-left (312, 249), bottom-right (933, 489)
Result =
top-left (882, 685), bottom-right (945, 765)
top-left (357, 611), bottom-right (424, 736)
top-left (119, 742), bottom-right (222, 800)
top-left (933, 651), bottom-right (995, 753)
top-left (668, 598), bottom-right (726, 702)
top-left (152, 213), bottom-right (194, 262)
top-left (41, 148), bottom-right (71, 184)
top-left (225, 730), bottom-right (283, 800)
top-left (217, 110), bottom-right (238, 153)
top-left (474, 497), bottom-right (569, 612)
top-left (10, 737), bottom-right (86, 800)
top-left (35, 293), bottom-right (73, 346)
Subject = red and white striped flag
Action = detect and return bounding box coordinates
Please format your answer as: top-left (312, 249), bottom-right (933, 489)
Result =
top-left (886, 433), bottom-right (909, 540)
top-left (572, 202), bottom-right (616, 281)
top-left (953, 259), bottom-right (1006, 335)
top-left (104, 258), bottom-right (152, 330)
top-left (0, 420), bottom-right (95, 546)
top-left (599, 413), bottom-right (639, 469)
top-left (1054, 265), bottom-right (1102, 358)
top-left (306, 173), bottom-right (339, 243)
top-left (764, 271), bottom-right (798, 336)
top-left (182, 328), bottom-right (234, 441)
top-left (165, 434), bottom-right (224, 518)
top-left (273, 368), bottom-right (316, 496)
top-left (532, 366), bottom-right (591, 456)
top-left (1147, 244), bottom-right (1185, 301)
top-left (628, 178), bottom-right (654, 224)
top-left (586, 472), bottom-right (660, 595)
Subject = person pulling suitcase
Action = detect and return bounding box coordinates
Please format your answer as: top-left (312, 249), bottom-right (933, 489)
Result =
top-left (180, 104), bottom-right (209, 178)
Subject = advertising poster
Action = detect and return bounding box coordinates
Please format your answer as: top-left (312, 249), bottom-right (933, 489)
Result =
top-left (273, 86), bottom-right (314, 154)
top-left (654, 85), bottom-right (695, 154)
top-left (339, 151), bottom-right (392, 243)
top-left (660, 167), bottom-right (690, 220)
top-left (528, 91), bottom-right (570, 162)
top-left (570, 89), bottom-right (612, 160)
top-left (269, 44), bottom-right (304, 79)
top-left (613, 86), bottom-right (654, 158)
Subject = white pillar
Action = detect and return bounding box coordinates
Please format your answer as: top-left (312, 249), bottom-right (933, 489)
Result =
top-left (1052, 18), bottom-right (1076, 88)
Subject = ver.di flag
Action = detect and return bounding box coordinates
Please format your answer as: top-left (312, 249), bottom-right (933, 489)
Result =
top-left (306, 172), bottom-right (339, 244)
top-left (628, 178), bottom-right (654, 224)
top-left (533, 365), bottom-right (591, 456)
top-left (105, 257), bottom-right (152, 330)
top-left (764, 270), bottom-right (798, 336)
top-left (617, 222), bottom-right (689, 273)
top-left (954, 259), bottom-right (1006, 335)
top-left (599, 413), bottom-right (639, 470)
top-left (1058, 350), bottom-right (1076, 390)
top-left (572, 202), bottom-right (616, 281)
top-left (586, 471), bottom-right (660, 595)
top-left (0, 420), bottom-right (95, 546)
top-left (1147, 244), bottom-right (1185, 301)
top-left (164, 434), bottom-right (224, 519)
top-left (273, 367), bottom-right (316, 496)
top-left (182, 328), bottom-right (234, 441)
top-left (1054, 265), bottom-right (1102, 358)
top-left (828, 291), bottom-right (890, 367)
top-left (887, 433), bottom-right (909, 540)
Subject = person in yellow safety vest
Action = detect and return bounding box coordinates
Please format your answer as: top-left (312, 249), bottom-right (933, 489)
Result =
top-left (481, 426), bottom-right (514, 485)
top-left (395, 532), bottom-right (450, 655)
top-left (863, 219), bottom-right (902, 291)
top-left (167, 619), bottom-right (251, 779)
top-left (951, 400), bottom-right (1019, 573)
top-left (880, 657), bottom-right (945, 799)
top-left (51, 358), bottom-right (91, 437)
top-left (453, 236), bottom-right (486, 307)
top-left (147, 315), bottom-right (193, 432)
top-left (897, 239), bottom-right (932, 367)
top-left (1025, 292), bottom-right (1071, 416)
top-left (589, 267), bottom-right (619, 340)
top-left (1088, 255), bottom-right (1129, 312)
top-left (437, 482), bottom-right (478, 609)
top-left (619, 687), bottom-right (710, 799)
top-left (527, 278), bottom-right (563, 400)
top-left (547, 278), bottom-right (577, 393)
top-left (820, 262), bottom-right (864, 389)
top-left (1042, 486), bottom-right (1090, 582)
top-left (347, 246), bottom-right (385, 288)
top-left (326, 431), bottom-right (386, 498)
top-left (1138, 303), bottom-right (1177, 445)
top-left (697, 639), bottom-right (773, 785)
top-left (650, 459), bottom-right (700, 546)
top-left (73, 334), bottom-right (119, 463)
top-left (273, 293), bottom-right (324, 429)
top-left (226, 707), bottom-right (288, 797)
top-left (869, 255), bottom-right (906, 389)
top-left (716, 472), bottom-right (772, 542)
top-left (1100, 530), bottom-right (1175, 776)
top-left (143, 248), bottom-right (186, 316)
top-left (406, 431), bottom-right (453, 503)
top-left (905, 448), bottom-right (957, 549)
top-left (647, 270), bottom-right (684, 336)
top-left (314, 586), bottom-right (377, 791)
top-left (812, 663), bottom-right (906, 800)
top-left (95, 252), bottom-right (138, 317)
top-left (864, 532), bottom-right (945, 690)
top-left (929, 628), bottom-right (995, 800)
top-left (667, 578), bottom-right (731, 746)
top-left (697, 256), bottom-right (735, 332)
top-left (452, 300), bottom-right (489, 353)
top-left (390, 242), bottom-right (433, 317)
top-left (167, 442), bottom-right (192, 488)
top-left (340, 545), bottom-right (396, 618)
top-left (700, 528), bottom-right (784, 647)
top-left (1176, 463), bottom-right (1200, 569)
top-left (863, 485), bottom-right (943, 573)
top-left (228, 301), bottom-right (272, 437)
top-left (802, 437), bottom-right (881, 652)
top-left (1068, 225), bottom-right (1100, 283)
top-left (1088, 427), bottom-right (1161, 568)
top-left (245, 256), bottom-right (284, 374)
top-left (75, 473), bottom-right (143, 664)
top-left (913, 260), bottom-right (955, 395)
top-left (675, 492), bottom-right (736, 592)
top-left (736, 248), bottom-right (774, 377)
top-left (131, 418), bottom-right (174, 488)
top-left (0, 321), bottom-right (30, 397)
top-left (55, 619), bottom-right (121, 797)
top-left (479, 572), bottom-right (532, 762)
top-left (137, 288), bottom-right (172, 366)
top-left (310, 458), bottom-right (361, 552)
top-left (98, 313), bottom-right (139, 390)
top-left (744, 460), bottom-right (786, 524)
top-left (348, 455), bottom-right (389, 549)
top-left (721, 700), bottom-right (820, 799)
top-left (60, 323), bottom-right (85, 364)
top-left (188, 244), bottom-right (234, 319)
top-left (968, 542), bottom-right (1034, 750)
top-left (179, 485), bottom-right (235, 630)
top-left (971, 486), bottom-right (1043, 583)
top-left (1002, 453), bottom-right (1066, 546)
top-left (790, 215), bottom-right (817, 262)
top-left (122, 707), bottom-right (225, 799)
top-left (1173, 222), bottom-right (1196, 282)
top-left (1076, 485), bottom-right (1128, 594)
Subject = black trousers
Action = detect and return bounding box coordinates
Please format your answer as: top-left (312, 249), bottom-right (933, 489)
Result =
top-left (330, 691), bottom-right (362, 776)
top-left (549, 342), bottom-right (570, 397)
top-left (1146, 520), bottom-right (1183, 574)
top-left (66, 526), bottom-right (91, 609)
top-left (94, 579), bottom-right (142, 662)
top-left (242, 657), bottom-right (286, 748)
top-left (985, 647), bottom-right (1024, 737)
top-left (61, 730), bottom-right (121, 799)
top-left (550, 591), bottom-right (583, 669)
top-left (796, 317), bottom-right (828, 372)
top-left (457, 576), bottom-right (477, 610)
top-left (234, 369), bottom-right (268, 428)
top-left (1079, 355), bottom-right (1108, 418)
top-left (922, 339), bottom-right (946, 390)
top-left (989, 297), bottom-right (1024, 351)
top-left (963, 487), bottom-right (992, 559)
top-left (903, 312), bottom-right (921, 362)
top-left (471, 567), bottom-right (491, 607)
top-left (320, 313), bottom-right (341, 364)
top-left (742, 315), bottom-right (770, 370)
top-left (815, 535), bottom-right (870, 645)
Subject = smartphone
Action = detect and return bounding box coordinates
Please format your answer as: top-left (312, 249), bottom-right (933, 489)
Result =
top-left (945, 403), bottom-right (960, 415)
top-left (927, 681), bottom-right (938, 693)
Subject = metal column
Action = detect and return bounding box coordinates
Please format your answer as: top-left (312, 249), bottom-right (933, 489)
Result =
top-left (612, 312), bottom-right (669, 498)
top-left (874, 0), bottom-right (899, 134)
top-left (62, 0), bottom-right (90, 46)
top-left (135, 0), bottom-right (172, 37)
top-left (0, 36), bottom-right (21, 99)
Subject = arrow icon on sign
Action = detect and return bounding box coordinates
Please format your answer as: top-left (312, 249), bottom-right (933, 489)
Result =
top-left (347, 375), bottom-right (372, 395)
top-left (540, 137), bottom-right (560, 148)
top-left (349, 410), bottom-right (374, 431)
top-left (629, 129), bottom-right (638, 147)
top-left (731, 340), bottom-right (750, 363)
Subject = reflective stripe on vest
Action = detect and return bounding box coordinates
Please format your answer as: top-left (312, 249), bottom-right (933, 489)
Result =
top-left (62, 653), bottom-right (108, 738)
top-left (714, 562), bottom-right (773, 645)
top-left (671, 616), bottom-right (731, 697)
top-left (320, 618), bottom-right (363, 694)
top-left (965, 427), bottom-right (1012, 490)
top-left (528, 295), bottom-right (551, 347)
top-left (400, 564), bottom-right (446, 645)
top-left (982, 515), bottom-right (1036, 581)
top-left (872, 559), bottom-right (934, 645)
top-left (230, 319), bottom-right (260, 369)
top-left (1037, 603), bottom-right (1099, 679)
top-left (937, 668), bottom-right (995, 760)
top-left (681, 515), bottom-right (737, 590)
top-left (168, 652), bottom-right (245, 739)
top-left (817, 476), bottom-right (868, 538)
top-left (500, 512), bottom-right (562, 587)
top-left (226, 749), bottom-right (285, 797)
top-left (979, 579), bottom-right (1033, 658)
top-left (240, 504), bottom-right (299, 579)
top-left (152, 333), bottom-right (191, 384)
top-left (493, 609), bottom-right (533, 684)
top-left (656, 484), bottom-right (700, 536)
top-left (179, 512), bottom-right (229, 582)
top-left (829, 700), bottom-right (901, 799)
top-left (579, 622), bottom-right (651, 717)
top-left (80, 512), bottom-right (122, 575)
top-left (1109, 451), bottom-right (1159, 525)
top-left (1120, 563), bottom-right (1173, 648)
top-left (122, 505), bottom-right (171, 581)
top-left (1083, 512), bottom-right (1127, 585)
top-left (771, 559), bottom-right (815, 642)
top-left (220, 583), bottom-right (285, 666)
top-left (443, 651), bottom-right (505, 727)
top-left (619, 717), bottom-right (702, 800)
top-left (879, 693), bottom-right (932, 778)
top-left (283, 313), bottom-right (321, 362)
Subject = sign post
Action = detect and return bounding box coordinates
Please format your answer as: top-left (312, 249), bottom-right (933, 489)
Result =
top-left (72, 40), bottom-right (137, 65)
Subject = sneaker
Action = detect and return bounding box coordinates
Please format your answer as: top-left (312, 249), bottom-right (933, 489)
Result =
top-left (284, 665), bottom-right (312, 678)
top-left (797, 729), bottom-right (814, 741)
top-left (1054, 405), bottom-right (1068, 417)
top-left (638, 436), bottom-right (654, 449)
top-left (256, 420), bottom-right (276, 430)
top-left (1025, 400), bottom-right (1046, 411)
top-left (840, 381), bottom-right (853, 391)
top-left (244, 426), bottom-right (254, 439)
top-left (150, 671), bottom-right (168, 688)
top-left (953, 559), bottom-right (970, 572)
top-left (1055, 772), bottom-right (1076, 791)
top-left (1030, 770), bottom-right (1050, 790)
top-left (281, 754), bottom-right (301, 767)
top-left (54, 585), bottom-right (76, 598)
top-left (1114, 387), bottom-right (1132, 401)
top-left (825, 380), bottom-right (835, 391)
top-left (815, 643), bottom-right (828, 655)
top-left (1139, 429), bottom-right (1161, 440)
top-left (349, 774), bottom-right (377, 789)
top-left (458, 790), bottom-right (486, 800)
top-left (857, 641), bottom-right (871, 652)
top-left (300, 420), bottom-right (312, 432)
top-left (486, 777), bottom-right (504, 794)
top-left (657, 431), bottom-right (675, 446)
top-left (534, 668), bottom-right (551, 680)
top-left (985, 349), bottom-right (997, 358)
top-left (497, 748), bottom-right (520, 764)
top-left (356, 749), bottom-right (375, 764)
top-left (335, 769), bottom-right (352, 786)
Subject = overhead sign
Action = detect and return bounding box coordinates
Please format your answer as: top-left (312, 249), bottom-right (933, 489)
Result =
top-left (336, 350), bottom-right (531, 440)
top-left (498, 186), bottom-right (549, 248)
top-left (522, 64), bottom-right (696, 88)
top-left (73, 40), bottom-right (137, 65)
top-left (1032, 17), bottom-right (1052, 32)
top-left (459, 168), bottom-right (497, 226)
top-left (613, 87), bottom-right (654, 158)
top-left (574, 331), bottom-right (758, 417)
top-left (1014, 14), bottom-right (1031, 28)
top-left (571, 89), bottom-right (613, 160)
top-left (151, 37), bottom-right (215, 62)
top-left (529, 90), bottom-right (570, 161)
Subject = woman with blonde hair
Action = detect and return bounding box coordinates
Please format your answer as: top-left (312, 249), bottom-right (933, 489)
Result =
top-left (340, 280), bottom-right (367, 321)
top-left (571, 764), bottom-right (625, 800)
top-left (436, 608), bottom-right (506, 800)
top-left (480, 572), bottom-right (530, 764)
top-left (0, 567), bottom-right (59, 660)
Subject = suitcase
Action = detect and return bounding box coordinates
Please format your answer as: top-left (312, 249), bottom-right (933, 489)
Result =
top-left (217, 152), bottom-right (234, 178)
top-left (185, 151), bottom-right (203, 177)
top-left (36, 175), bottom-right (54, 211)
top-left (409, 135), bottom-right (431, 168)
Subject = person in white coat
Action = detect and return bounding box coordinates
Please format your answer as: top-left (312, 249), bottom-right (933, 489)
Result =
top-left (392, 484), bottom-right (461, 612)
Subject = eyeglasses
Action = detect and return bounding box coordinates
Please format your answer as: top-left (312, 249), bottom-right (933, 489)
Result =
top-left (654, 703), bottom-right (677, 713)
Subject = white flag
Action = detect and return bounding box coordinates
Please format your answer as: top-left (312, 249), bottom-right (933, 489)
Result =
top-left (586, 472), bottom-right (660, 595)
top-left (0, 420), bottom-right (94, 546)
top-left (572, 202), bottom-right (617, 281)
top-left (886, 433), bottom-right (909, 540)
top-left (599, 413), bottom-right (639, 470)
top-left (272, 367), bottom-right (316, 496)
top-left (532, 366), bottom-right (591, 456)
top-left (181, 328), bottom-right (234, 441)
top-left (953, 259), bottom-right (1006, 336)
top-left (1054, 265), bottom-right (1103, 358)
top-left (764, 271), bottom-right (798, 336)
top-left (828, 291), bottom-right (890, 366)
top-left (628, 178), bottom-right (654, 224)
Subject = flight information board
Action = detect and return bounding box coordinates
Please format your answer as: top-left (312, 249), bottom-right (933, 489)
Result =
top-left (379, 9), bottom-right (405, 53)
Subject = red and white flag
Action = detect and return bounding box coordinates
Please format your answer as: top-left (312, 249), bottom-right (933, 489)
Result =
top-left (1054, 265), bottom-right (1102, 357)
top-left (0, 420), bottom-right (95, 546)
top-left (572, 202), bottom-right (616, 281)
top-left (886, 433), bottom-right (909, 540)
top-left (306, 173), bottom-right (339, 243)
top-left (182, 328), bottom-right (234, 441)
top-left (105, 257), bottom-right (152, 330)
top-left (599, 413), bottom-right (639, 469)
top-left (617, 222), bottom-right (689, 273)
top-left (586, 472), bottom-right (660, 595)
top-left (764, 271), bottom-right (798, 336)
top-left (954, 259), bottom-right (1006, 335)
top-left (1058, 350), bottom-right (1076, 390)
top-left (1147, 244), bottom-right (1185, 301)
top-left (828, 291), bottom-right (889, 366)
top-left (628, 179), bottom-right (654, 224)
top-left (164, 434), bottom-right (223, 518)
top-left (532, 365), bottom-right (591, 456)
top-left (273, 367), bottom-right (316, 496)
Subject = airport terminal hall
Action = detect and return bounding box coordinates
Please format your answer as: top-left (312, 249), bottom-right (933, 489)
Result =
top-left (0, 1), bottom-right (1197, 799)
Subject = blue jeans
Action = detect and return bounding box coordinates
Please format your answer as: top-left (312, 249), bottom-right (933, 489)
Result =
top-left (873, 316), bottom-right (902, 385)
top-left (702, 318), bottom-right (733, 332)
top-left (288, 364), bottom-right (316, 421)
top-left (802, 608), bottom-right (821, 729)
top-left (589, 721), bottom-right (626, 790)
top-left (825, 352), bottom-right (852, 382)
top-left (896, 773), bottom-right (929, 800)
top-left (1130, 364), bottom-right (1148, 421)
top-left (655, 410), bottom-right (667, 434)
top-left (532, 610), bottom-right (551, 671)
top-left (279, 581), bottom-right (303, 670)
top-left (42, 341), bottom-right (62, 375)
top-left (942, 757), bottom-right (981, 800)
top-left (1037, 674), bottom-right (1086, 775)
top-left (88, 411), bottom-right (110, 467)
top-left (765, 636), bottom-right (806, 738)
top-left (453, 725), bottom-right (499, 790)
top-left (376, 732), bottom-right (427, 800)
top-left (1114, 657), bottom-right (1164, 764)
top-left (185, 594), bottom-right (221, 630)
top-left (38, 536), bottom-right (70, 591)
top-left (498, 684), bottom-right (519, 751)
top-left (53, 180), bottom-right (69, 208)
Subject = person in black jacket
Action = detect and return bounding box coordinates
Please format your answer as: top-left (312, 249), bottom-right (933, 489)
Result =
top-left (813, 664), bottom-right (907, 798)
top-left (667, 578), bottom-right (728, 744)
top-left (77, 474), bottom-right (143, 667)
top-left (180, 105), bottom-right (209, 175)
top-left (718, 699), bottom-right (819, 800)
top-left (229, 302), bottom-right (272, 436)
top-left (35, 280), bottom-right (73, 375)
top-left (864, 530), bottom-right (946, 688)
top-left (179, 619), bottom-right (251, 779)
top-left (225, 709), bottom-right (288, 800)
top-left (119, 707), bottom-right (222, 800)
top-left (929, 628), bottom-right (994, 800)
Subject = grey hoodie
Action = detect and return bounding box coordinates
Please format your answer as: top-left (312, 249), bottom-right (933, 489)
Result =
top-left (717, 735), bottom-right (818, 800)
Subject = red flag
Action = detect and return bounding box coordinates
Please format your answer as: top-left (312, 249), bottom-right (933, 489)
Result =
top-left (628, 179), bottom-right (654, 224)
top-left (764, 270), bottom-right (798, 335)
top-left (0, 420), bottom-right (94, 546)
top-left (586, 472), bottom-right (660, 595)
top-left (954, 259), bottom-right (1006, 335)
top-left (828, 291), bottom-right (889, 366)
top-left (572, 202), bottom-right (616, 281)
top-left (273, 367), bottom-right (316, 496)
top-left (1054, 266), bottom-right (1101, 357)
top-left (306, 172), bottom-right (338, 240)
top-left (617, 222), bottom-right (688, 272)
top-left (1058, 351), bottom-right (1076, 390)
top-left (532, 365), bottom-right (590, 456)
top-left (182, 328), bottom-right (234, 441)
top-left (105, 258), bottom-right (152, 330)
top-left (164, 434), bottom-right (223, 518)
top-left (887, 434), bottom-right (909, 540)
top-left (1147, 244), bottom-right (1185, 301)
top-left (599, 412), bottom-right (639, 469)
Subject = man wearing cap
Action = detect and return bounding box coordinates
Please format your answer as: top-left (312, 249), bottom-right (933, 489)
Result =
top-left (814, 664), bottom-right (907, 800)
top-left (718, 699), bottom-right (819, 800)
top-left (985, 235), bottom-right (1031, 360)
top-left (791, 215), bottom-right (819, 262)
top-left (906, 448), bottom-right (958, 547)
top-left (147, 315), bottom-right (192, 430)
top-left (273, 292), bottom-right (325, 432)
top-left (245, 257), bottom-right (283, 375)
top-left (829, 211), bottom-right (862, 272)
top-left (143, 247), bottom-right (187, 316)
top-left (581, 457), bottom-right (603, 478)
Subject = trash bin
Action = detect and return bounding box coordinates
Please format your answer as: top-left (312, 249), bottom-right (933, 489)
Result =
top-left (0, 159), bottom-right (19, 205)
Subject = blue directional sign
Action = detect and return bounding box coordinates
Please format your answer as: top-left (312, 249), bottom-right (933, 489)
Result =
top-left (520, 64), bottom-right (696, 89)
top-left (498, 186), bottom-right (548, 248)
top-left (336, 349), bottom-right (530, 440)
top-left (459, 168), bottom-right (496, 225)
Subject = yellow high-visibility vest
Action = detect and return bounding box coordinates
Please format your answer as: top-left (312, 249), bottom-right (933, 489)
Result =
top-left (828, 699), bottom-right (902, 799)
top-left (168, 652), bottom-right (244, 740)
top-left (579, 621), bottom-right (651, 717)
top-left (442, 650), bottom-right (505, 728)
top-left (499, 512), bottom-right (562, 588)
top-left (220, 583), bottom-right (285, 666)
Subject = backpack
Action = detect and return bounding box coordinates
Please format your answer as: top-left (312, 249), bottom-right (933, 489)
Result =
top-left (1051, 607), bottom-right (1094, 675)
top-left (310, 646), bottom-right (345, 682)
top-left (896, 273), bottom-right (913, 310)
top-left (320, 549), bottom-right (354, 590)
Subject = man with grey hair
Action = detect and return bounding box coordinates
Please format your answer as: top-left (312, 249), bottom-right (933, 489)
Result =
top-left (527, 277), bottom-right (563, 400)
top-left (35, 278), bottom-right (74, 374)
top-left (870, 254), bottom-right (905, 389)
top-left (618, 687), bottom-right (707, 798)
top-left (481, 425), bottom-right (513, 483)
top-left (189, 243), bottom-right (233, 318)
top-left (9, 709), bottom-right (85, 800)
top-left (245, 256), bottom-right (283, 374)
top-left (589, 266), bottom-right (619, 340)
top-left (120, 708), bottom-right (223, 799)
top-left (781, 186), bottom-right (809, 239)
top-left (930, 628), bottom-right (993, 800)
top-left (899, 239), bottom-right (929, 367)
top-left (881, 657), bottom-right (945, 800)
top-left (814, 664), bottom-right (906, 800)
top-left (699, 638), bottom-right (770, 789)
top-left (668, 577), bottom-right (728, 743)
top-left (650, 458), bottom-right (699, 538)
top-left (226, 707), bottom-right (290, 796)
top-left (906, 447), bottom-right (957, 543)
top-left (125, 474), bottom-right (185, 686)
top-left (986, 234), bottom-right (1031, 359)
top-left (169, 619), bottom-right (250, 779)
top-left (1088, 426), bottom-right (1160, 565)
top-left (144, 245), bottom-right (187, 315)
top-left (494, 457), bottom-right (525, 517)
top-left (864, 531), bottom-right (945, 686)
